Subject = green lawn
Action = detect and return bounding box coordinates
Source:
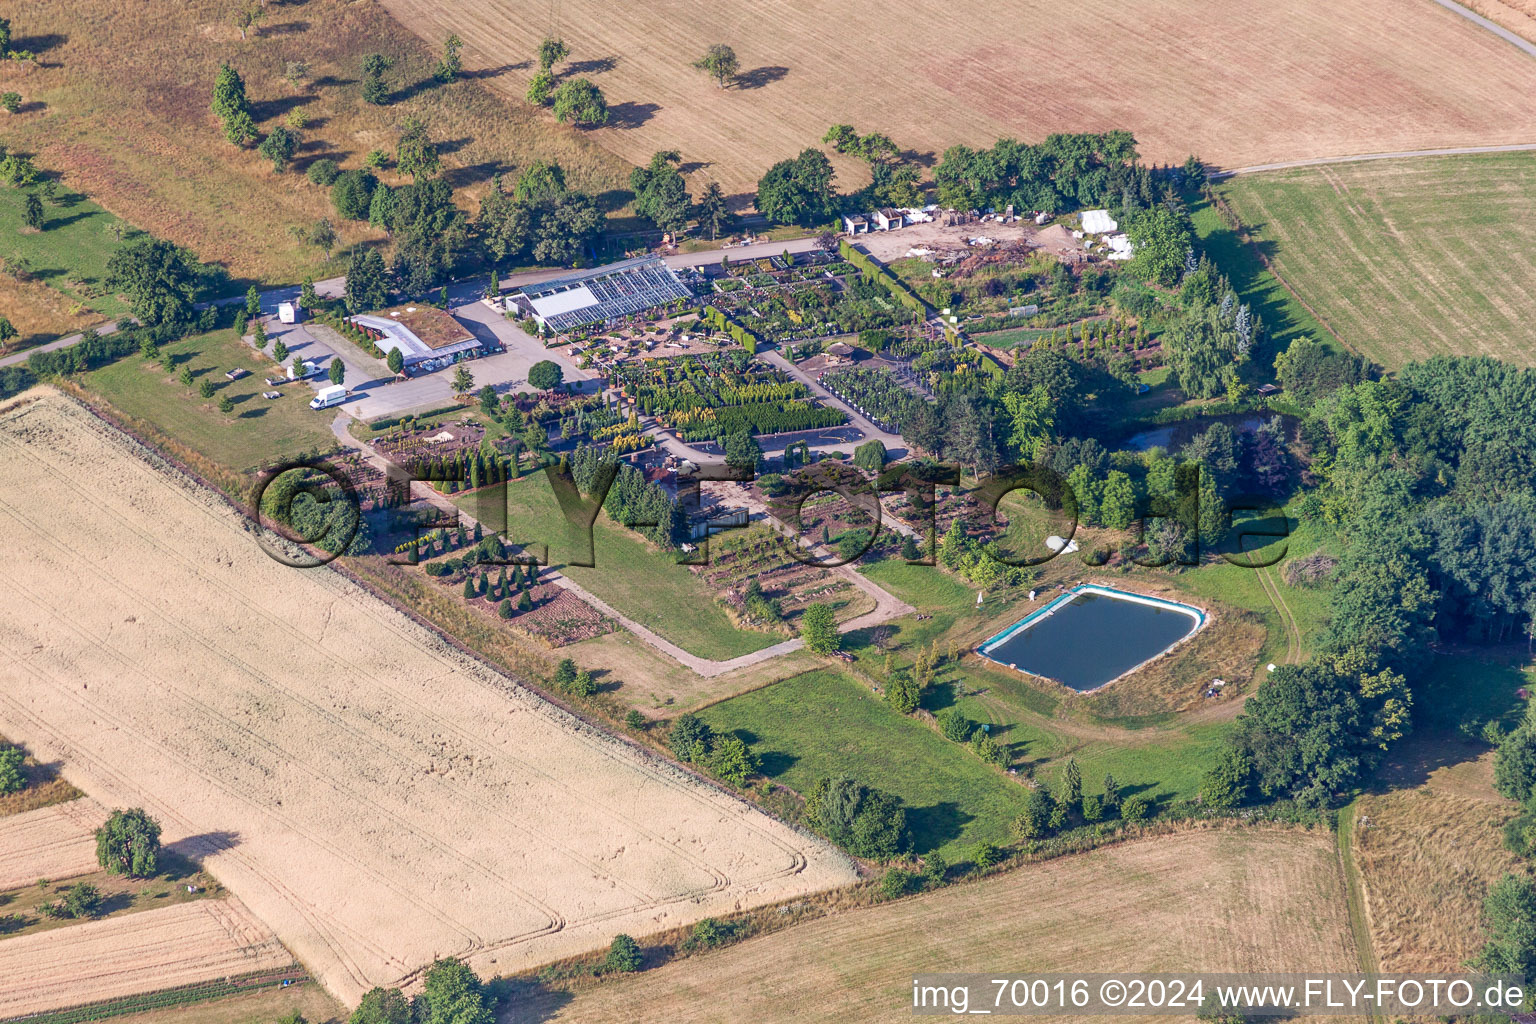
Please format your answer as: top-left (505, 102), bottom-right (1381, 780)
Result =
top-left (1216, 153), bottom-right (1536, 369)
top-left (455, 477), bottom-right (781, 661)
top-left (699, 668), bottom-right (1032, 858)
top-left (0, 185), bottom-right (141, 321)
top-left (81, 328), bottom-right (338, 473)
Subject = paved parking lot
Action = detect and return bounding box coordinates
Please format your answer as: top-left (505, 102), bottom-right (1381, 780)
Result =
top-left (258, 300), bottom-right (595, 421)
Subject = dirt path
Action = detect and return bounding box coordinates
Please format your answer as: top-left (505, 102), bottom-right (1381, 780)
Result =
top-left (1254, 565), bottom-right (1303, 665)
top-left (1335, 803), bottom-right (1386, 1024)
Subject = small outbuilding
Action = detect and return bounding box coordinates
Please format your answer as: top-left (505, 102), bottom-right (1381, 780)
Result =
top-left (351, 305), bottom-right (480, 373)
top-left (842, 213), bottom-right (869, 234)
top-left (873, 208), bottom-right (905, 231)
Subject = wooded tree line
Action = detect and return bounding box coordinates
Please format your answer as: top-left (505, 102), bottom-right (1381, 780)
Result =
top-left (1204, 354), bottom-right (1536, 811)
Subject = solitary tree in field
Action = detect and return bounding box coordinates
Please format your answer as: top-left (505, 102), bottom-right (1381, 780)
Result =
top-left (198, 378), bottom-right (216, 400)
top-left (799, 602), bottom-right (839, 655)
top-left (329, 358), bottom-right (345, 386)
top-left (435, 34), bottom-right (464, 83)
top-left (258, 125), bottom-right (299, 173)
top-left (537, 37), bottom-right (569, 72)
top-left (310, 218), bottom-right (338, 260)
top-left (232, 1), bottom-right (265, 40)
top-left (107, 239), bottom-right (200, 326)
top-left (551, 79), bottom-right (609, 127)
top-left (0, 316), bottom-right (17, 350)
top-left (95, 808), bottom-right (162, 878)
top-left (395, 117), bottom-right (441, 180)
top-left (218, 394), bottom-right (235, 415)
top-left (693, 44), bottom-right (739, 88)
top-left (361, 53), bottom-right (391, 105)
top-left (178, 366), bottom-right (195, 388)
top-left (22, 192), bottom-right (43, 231)
top-left (0, 92), bottom-right (20, 115)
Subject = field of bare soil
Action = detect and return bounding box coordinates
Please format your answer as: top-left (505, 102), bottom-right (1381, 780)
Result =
top-left (0, 389), bottom-right (857, 1005)
top-left (381, 0), bottom-right (1536, 196)
top-left (0, 899), bottom-right (292, 1018)
top-left (0, 797), bottom-right (105, 891)
top-left (510, 827), bottom-right (1357, 1023)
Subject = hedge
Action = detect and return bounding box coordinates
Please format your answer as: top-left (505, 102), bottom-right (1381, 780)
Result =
top-left (838, 240), bottom-right (928, 315)
top-left (702, 305), bottom-right (760, 355)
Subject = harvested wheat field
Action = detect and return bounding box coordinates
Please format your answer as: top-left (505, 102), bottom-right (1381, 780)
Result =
top-left (381, 0), bottom-right (1536, 196)
top-left (510, 828), bottom-right (1357, 1024)
top-left (0, 898), bottom-right (292, 1018)
top-left (1219, 152), bottom-right (1536, 368)
top-left (0, 797), bottom-right (106, 891)
top-left (0, 389), bottom-right (857, 1005)
top-left (1355, 739), bottom-right (1523, 974)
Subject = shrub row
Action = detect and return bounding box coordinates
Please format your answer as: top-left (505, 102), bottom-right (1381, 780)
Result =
top-left (838, 241), bottom-right (927, 315)
top-left (702, 305), bottom-right (760, 355)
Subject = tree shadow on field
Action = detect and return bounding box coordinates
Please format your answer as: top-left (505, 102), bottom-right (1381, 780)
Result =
top-left (606, 101), bottom-right (658, 130)
top-left (13, 33), bottom-right (68, 55)
top-left (736, 66), bottom-right (788, 90)
top-left (165, 830), bottom-right (243, 861)
top-left (566, 56), bottom-right (619, 76)
top-left (490, 982), bottom-right (571, 1023)
top-left (592, 188), bottom-right (635, 214)
top-left (263, 20), bottom-right (311, 37)
top-left (444, 160), bottom-right (502, 190)
top-left (462, 61), bottom-right (529, 80)
top-left (311, 75), bottom-right (357, 90)
top-left (907, 801), bottom-right (971, 854)
top-left (679, 161), bottom-right (711, 175)
top-left (251, 93), bottom-right (313, 123)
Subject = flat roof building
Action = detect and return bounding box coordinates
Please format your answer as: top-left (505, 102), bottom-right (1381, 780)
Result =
top-left (507, 256), bottom-right (693, 334)
top-left (351, 305), bottom-right (480, 371)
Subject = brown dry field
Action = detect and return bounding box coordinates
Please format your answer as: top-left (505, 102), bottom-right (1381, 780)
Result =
top-left (0, 796), bottom-right (104, 890)
top-left (93, 983), bottom-right (346, 1024)
top-left (0, 899), bottom-right (292, 1018)
top-left (1354, 739), bottom-right (1523, 974)
top-left (510, 827), bottom-right (1357, 1024)
top-left (0, 0), bottom-right (630, 295)
top-left (0, 389), bottom-right (857, 1005)
top-left (382, 0), bottom-right (1536, 197)
top-left (1463, 0), bottom-right (1536, 42)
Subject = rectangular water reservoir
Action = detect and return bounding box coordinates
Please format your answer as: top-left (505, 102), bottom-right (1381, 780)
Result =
top-left (977, 585), bottom-right (1205, 691)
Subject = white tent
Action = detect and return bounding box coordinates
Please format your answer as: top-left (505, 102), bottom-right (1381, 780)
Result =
top-left (1080, 209), bottom-right (1118, 234)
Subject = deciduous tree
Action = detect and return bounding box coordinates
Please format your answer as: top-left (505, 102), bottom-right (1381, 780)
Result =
top-left (95, 808), bottom-right (162, 877)
top-left (692, 44), bottom-right (740, 88)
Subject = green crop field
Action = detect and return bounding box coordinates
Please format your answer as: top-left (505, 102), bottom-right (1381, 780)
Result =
top-left (81, 329), bottom-right (338, 474)
top-left (454, 478), bottom-right (782, 662)
top-left (1217, 153), bottom-right (1536, 369)
top-left (698, 668), bottom-right (1031, 858)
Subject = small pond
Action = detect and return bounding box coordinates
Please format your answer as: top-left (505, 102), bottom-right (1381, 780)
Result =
top-left (977, 585), bottom-right (1205, 691)
top-left (1119, 412), bottom-right (1298, 452)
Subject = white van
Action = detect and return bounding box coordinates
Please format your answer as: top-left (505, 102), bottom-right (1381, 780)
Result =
top-left (309, 385), bottom-right (348, 410)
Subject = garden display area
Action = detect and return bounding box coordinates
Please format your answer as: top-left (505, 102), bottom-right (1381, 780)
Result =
top-left (450, 474), bottom-right (783, 661)
top-left (612, 350), bottom-right (843, 440)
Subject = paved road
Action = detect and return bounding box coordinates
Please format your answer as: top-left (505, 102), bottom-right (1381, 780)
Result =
top-left (1210, 142), bottom-right (1536, 179)
top-left (0, 320), bottom-right (125, 369)
top-left (1430, 0), bottom-right (1536, 57)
